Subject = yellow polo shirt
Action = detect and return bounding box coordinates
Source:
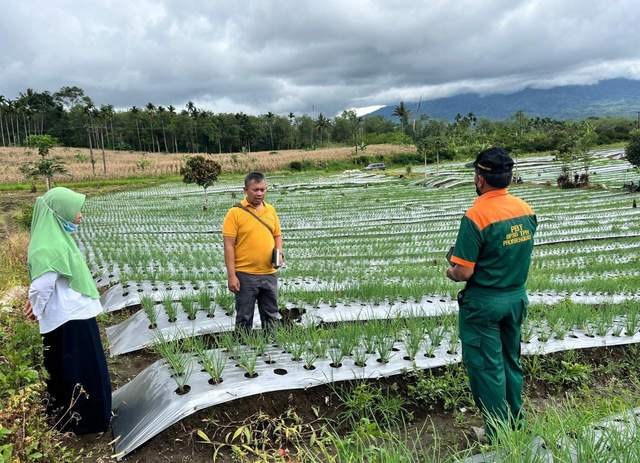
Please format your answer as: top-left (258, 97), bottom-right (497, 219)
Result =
top-left (222, 199), bottom-right (282, 275)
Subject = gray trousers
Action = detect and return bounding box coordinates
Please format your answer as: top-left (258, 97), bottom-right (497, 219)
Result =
top-left (235, 272), bottom-right (280, 332)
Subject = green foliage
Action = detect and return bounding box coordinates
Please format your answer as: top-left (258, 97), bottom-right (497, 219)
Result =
top-left (20, 139), bottom-right (69, 190)
top-left (180, 155), bottom-right (222, 189)
top-left (26, 134), bottom-right (58, 157)
top-left (17, 203), bottom-right (34, 230)
top-left (288, 160), bottom-right (314, 171)
top-left (336, 382), bottom-right (408, 429)
top-left (180, 155), bottom-right (222, 209)
top-left (0, 297), bottom-right (75, 461)
top-left (136, 158), bottom-right (152, 171)
top-left (626, 130), bottom-right (640, 168)
top-left (406, 365), bottom-right (473, 412)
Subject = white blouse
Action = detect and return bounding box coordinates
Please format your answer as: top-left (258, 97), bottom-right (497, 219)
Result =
top-left (28, 272), bottom-right (103, 334)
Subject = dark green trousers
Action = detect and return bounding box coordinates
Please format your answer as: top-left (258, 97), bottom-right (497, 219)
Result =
top-left (458, 289), bottom-right (528, 440)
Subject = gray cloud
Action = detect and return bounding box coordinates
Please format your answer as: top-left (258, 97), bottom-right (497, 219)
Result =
top-left (1, 0), bottom-right (639, 115)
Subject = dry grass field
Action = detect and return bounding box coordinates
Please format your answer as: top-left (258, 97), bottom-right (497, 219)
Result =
top-left (0, 143), bottom-right (415, 184)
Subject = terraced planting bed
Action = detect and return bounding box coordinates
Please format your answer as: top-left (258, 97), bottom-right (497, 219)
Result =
top-left (73, 153), bottom-right (640, 461)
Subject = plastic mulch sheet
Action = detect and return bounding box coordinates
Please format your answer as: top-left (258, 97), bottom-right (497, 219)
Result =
top-left (111, 327), bottom-right (640, 459)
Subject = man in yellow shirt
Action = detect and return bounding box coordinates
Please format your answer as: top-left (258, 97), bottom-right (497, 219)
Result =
top-left (222, 172), bottom-right (284, 332)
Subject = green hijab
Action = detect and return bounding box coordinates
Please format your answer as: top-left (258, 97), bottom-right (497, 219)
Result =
top-left (27, 187), bottom-right (99, 299)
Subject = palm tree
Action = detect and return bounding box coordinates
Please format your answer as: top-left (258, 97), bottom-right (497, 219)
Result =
top-left (83, 102), bottom-right (97, 175)
top-left (167, 105), bottom-right (177, 152)
top-left (393, 101), bottom-right (411, 134)
top-left (100, 104), bottom-right (115, 149)
top-left (316, 113), bottom-right (330, 146)
top-left (185, 101), bottom-right (198, 152)
top-left (131, 106), bottom-right (142, 151)
top-left (288, 112), bottom-right (295, 148)
top-left (265, 112), bottom-right (274, 150)
top-left (146, 102), bottom-right (157, 153)
top-left (157, 106), bottom-right (169, 152)
top-left (0, 95), bottom-right (6, 147)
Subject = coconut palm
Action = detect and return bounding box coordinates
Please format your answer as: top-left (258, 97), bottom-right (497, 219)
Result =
top-left (393, 101), bottom-right (411, 134)
top-left (316, 113), bottom-right (331, 146)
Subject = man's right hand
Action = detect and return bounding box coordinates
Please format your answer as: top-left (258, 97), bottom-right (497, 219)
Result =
top-left (228, 275), bottom-right (241, 293)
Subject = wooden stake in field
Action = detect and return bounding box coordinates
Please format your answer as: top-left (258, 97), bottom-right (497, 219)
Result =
top-left (100, 126), bottom-right (107, 174)
top-left (87, 127), bottom-right (96, 176)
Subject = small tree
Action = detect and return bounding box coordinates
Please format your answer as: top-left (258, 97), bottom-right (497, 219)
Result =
top-left (20, 135), bottom-right (68, 190)
top-left (626, 129), bottom-right (640, 168)
top-left (180, 155), bottom-right (222, 209)
top-left (575, 122), bottom-right (597, 181)
top-left (26, 134), bottom-right (58, 157)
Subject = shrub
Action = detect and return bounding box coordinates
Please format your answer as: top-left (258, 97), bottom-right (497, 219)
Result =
top-left (288, 160), bottom-right (314, 171)
top-left (626, 130), bottom-right (640, 168)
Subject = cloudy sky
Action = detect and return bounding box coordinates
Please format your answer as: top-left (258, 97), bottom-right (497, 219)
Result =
top-left (2, 0), bottom-right (640, 116)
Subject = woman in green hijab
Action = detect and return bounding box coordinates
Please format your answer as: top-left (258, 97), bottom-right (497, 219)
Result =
top-left (25, 187), bottom-right (111, 434)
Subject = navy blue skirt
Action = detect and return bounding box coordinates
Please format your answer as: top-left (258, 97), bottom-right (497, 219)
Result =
top-left (42, 317), bottom-right (112, 434)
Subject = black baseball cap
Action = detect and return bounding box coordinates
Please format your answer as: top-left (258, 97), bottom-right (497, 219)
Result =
top-left (465, 147), bottom-right (514, 174)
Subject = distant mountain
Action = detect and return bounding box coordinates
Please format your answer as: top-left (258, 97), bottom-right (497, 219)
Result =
top-left (369, 78), bottom-right (640, 121)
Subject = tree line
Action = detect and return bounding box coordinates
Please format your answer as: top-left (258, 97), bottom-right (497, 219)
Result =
top-left (1, 86), bottom-right (638, 159)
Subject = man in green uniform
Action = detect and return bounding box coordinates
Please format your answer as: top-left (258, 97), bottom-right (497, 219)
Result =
top-left (446, 147), bottom-right (537, 440)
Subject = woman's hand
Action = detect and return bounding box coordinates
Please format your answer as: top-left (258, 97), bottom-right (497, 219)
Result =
top-left (24, 300), bottom-right (36, 321)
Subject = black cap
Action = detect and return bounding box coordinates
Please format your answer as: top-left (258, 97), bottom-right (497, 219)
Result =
top-left (465, 147), bottom-right (514, 174)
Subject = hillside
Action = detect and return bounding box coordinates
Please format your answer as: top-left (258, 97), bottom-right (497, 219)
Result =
top-left (370, 78), bottom-right (640, 121)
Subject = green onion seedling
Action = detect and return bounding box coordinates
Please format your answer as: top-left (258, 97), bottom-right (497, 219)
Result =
top-left (302, 350), bottom-right (317, 370)
top-left (375, 336), bottom-right (395, 364)
top-left (328, 347), bottom-right (344, 368)
top-left (141, 295), bottom-right (158, 329)
top-left (198, 289), bottom-right (214, 318)
top-left (181, 294), bottom-right (198, 320)
top-left (237, 348), bottom-right (258, 378)
top-left (163, 293), bottom-right (178, 322)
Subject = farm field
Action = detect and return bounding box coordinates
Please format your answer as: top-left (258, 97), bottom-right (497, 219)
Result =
top-left (59, 148), bottom-right (640, 461)
top-left (3, 148), bottom-right (640, 462)
top-left (0, 143), bottom-right (414, 185)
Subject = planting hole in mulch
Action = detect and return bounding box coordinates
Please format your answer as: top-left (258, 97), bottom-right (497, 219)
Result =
top-left (148, 323), bottom-right (157, 330)
top-left (303, 365), bottom-right (316, 370)
top-left (168, 317), bottom-right (177, 323)
top-left (264, 359), bottom-right (276, 364)
top-left (376, 358), bottom-right (389, 364)
top-left (122, 292), bottom-right (129, 297)
top-left (206, 314), bottom-right (214, 318)
top-left (208, 378), bottom-right (223, 385)
top-left (403, 356), bottom-right (413, 361)
top-left (274, 368), bottom-right (288, 375)
top-left (329, 362), bottom-right (342, 368)
top-left (244, 372), bottom-right (259, 379)
top-left (355, 362), bottom-right (366, 368)
top-left (392, 347), bottom-right (400, 352)
top-left (175, 385), bottom-right (191, 395)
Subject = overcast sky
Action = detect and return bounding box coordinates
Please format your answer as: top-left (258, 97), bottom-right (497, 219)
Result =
top-left (2, 0), bottom-right (640, 116)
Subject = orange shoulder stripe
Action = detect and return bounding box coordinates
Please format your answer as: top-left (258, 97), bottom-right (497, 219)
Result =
top-left (466, 195), bottom-right (534, 231)
top-left (451, 256), bottom-right (475, 269)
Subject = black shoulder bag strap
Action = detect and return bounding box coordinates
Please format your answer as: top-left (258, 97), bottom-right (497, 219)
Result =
top-left (234, 203), bottom-right (275, 236)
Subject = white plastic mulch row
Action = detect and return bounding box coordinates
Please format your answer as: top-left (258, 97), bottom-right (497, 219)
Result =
top-left (105, 292), bottom-right (640, 356)
top-left (112, 327), bottom-right (640, 459)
